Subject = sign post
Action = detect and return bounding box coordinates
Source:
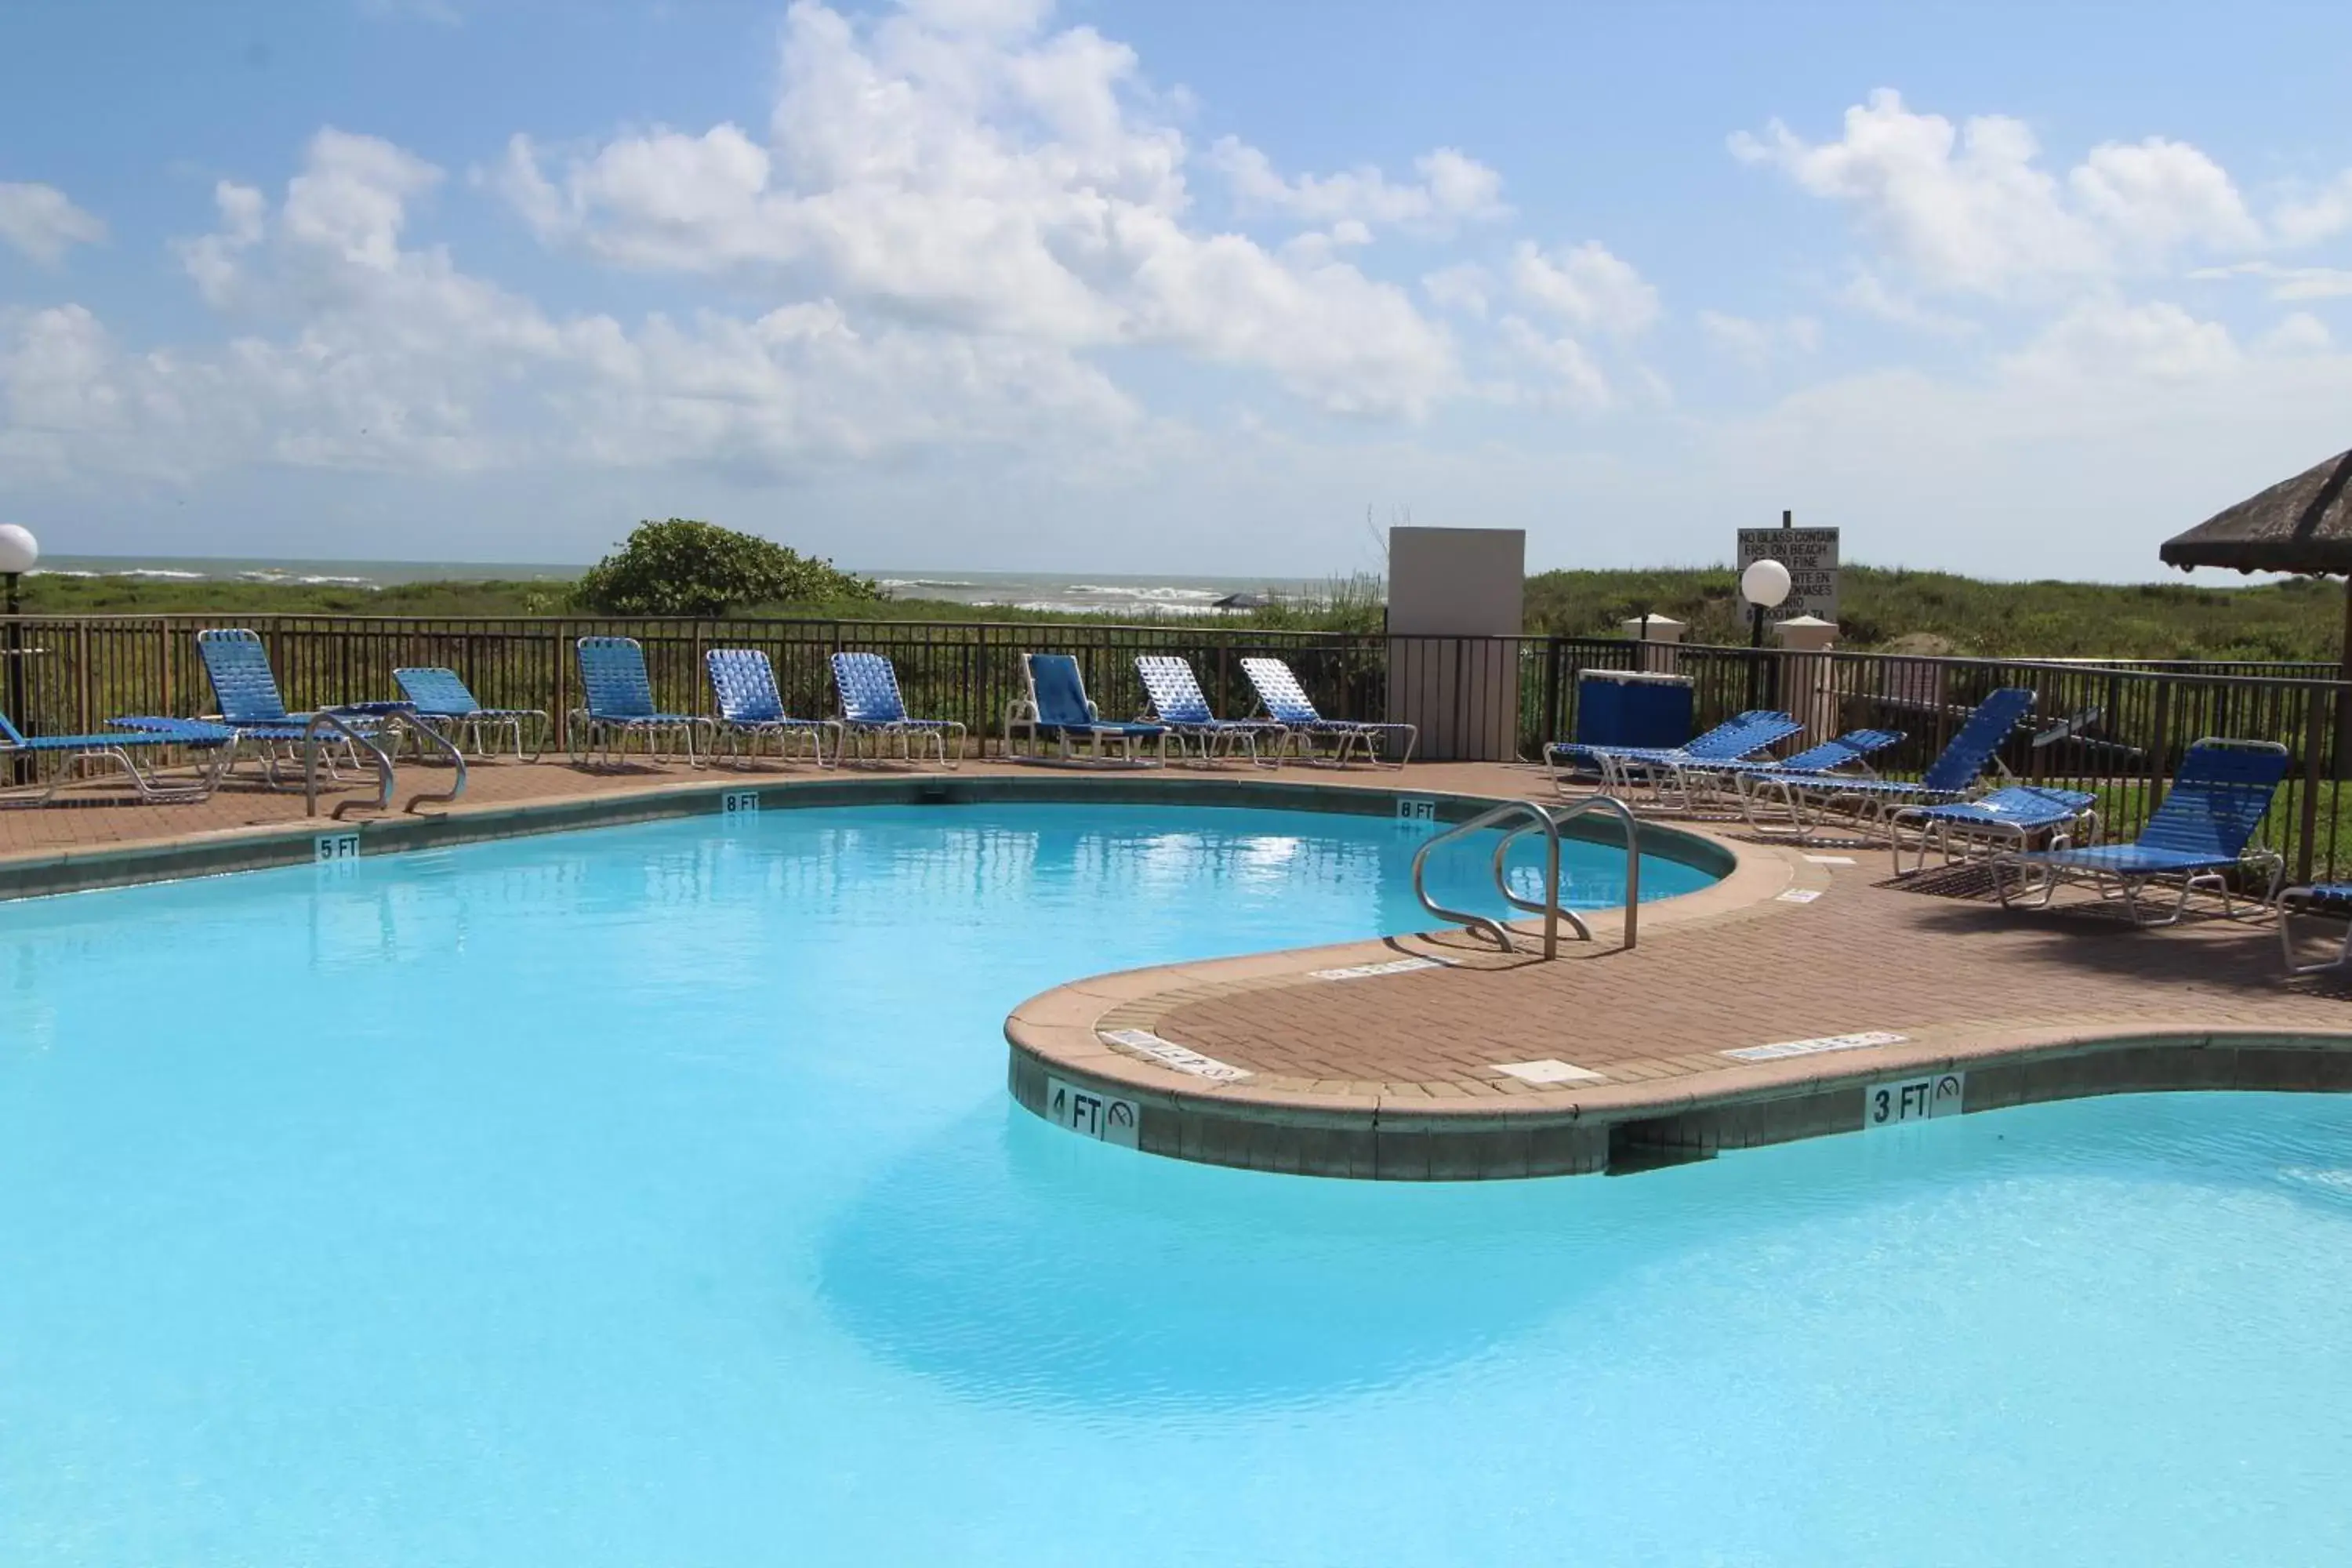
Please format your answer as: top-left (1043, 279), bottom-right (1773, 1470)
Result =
top-left (1736, 514), bottom-right (1839, 627)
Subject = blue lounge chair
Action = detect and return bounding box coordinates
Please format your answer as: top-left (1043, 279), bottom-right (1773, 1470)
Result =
top-left (571, 637), bottom-right (711, 766)
top-left (2278, 883), bottom-right (2352, 974)
top-left (1887, 784), bottom-right (2098, 877)
top-left (1635, 724), bottom-right (1901, 811)
top-left (394, 666), bottom-right (547, 760)
top-left (706, 648), bottom-right (829, 768)
top-left (1710, 728), bottom-right (1904, 779)
top-left (1239, 656), bottom-right (1417, 768)
top-left (197, 627), bottom-right (387, 786)
top-left (1134, 655), bottom-right (1282, 765)
top-left (1548, 710), bottom-right (1803, 808)
top-left (830, 652), bottom-right (964, 768)
top-left (1996, 739), bottom-right (2288, 926)
top-left (1007, 653), bottom-right (1168, 765)
top-left (1738, 687), bottom-right (2036, 839)
top-left (0, 710), bottom-right (234, 804)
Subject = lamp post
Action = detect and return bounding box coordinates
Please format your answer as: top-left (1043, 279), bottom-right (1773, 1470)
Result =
top-left (1740, 557), bottom-right (1791, 710)
top-left (0, 525), bottom-right (34, 783)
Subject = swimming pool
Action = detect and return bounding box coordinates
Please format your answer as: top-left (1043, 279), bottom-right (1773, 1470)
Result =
top-left (2, 802), bottom-right (2347, 1563)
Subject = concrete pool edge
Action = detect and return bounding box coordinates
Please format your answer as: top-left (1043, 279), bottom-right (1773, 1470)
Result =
top-left (1004, 815), bottom-right (2352, 1180)
top-left (0, 768), bottom-right (1729, 902)
top-left (1008, 986), bottom-right (2352, 1181)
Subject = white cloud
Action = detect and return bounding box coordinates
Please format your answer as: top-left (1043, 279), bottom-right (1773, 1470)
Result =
top-left (0, 182), bottom-right (107, 266)
top-left (2066, 137), bottom-right (2260, 252)
top-left (2189, 260), bottom-right (2352, 302)
top-left (2274, 171), bottom-right (2352, 247)
top-left (1999, 297), bottom-right (2238, 386)
top-left (1508, 240), bottom-right (1659, 335)
top-left (7, 127), bottom-right (1142, 489)
top-left (1698, 310), bottom-right (1821, 364)
top-left (1495, 315), bottom-right (1613, 410)
top-left (1421, 262), bottom-right (1491, 317)
top-left (1733, 90), bottom-right (2263, 296)
top-left (494, 1), bottom-right (1460, 416)
top-left (2261, 312), bottom-right (2332, 354)
top-left (1836, 267), bottom-right (1979, 336)
top-left (1209, 138), bottom-right (1507, 230)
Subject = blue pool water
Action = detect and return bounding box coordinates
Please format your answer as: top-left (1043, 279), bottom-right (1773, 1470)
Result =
top-left (0, 803), bottom-right (2347, 1565)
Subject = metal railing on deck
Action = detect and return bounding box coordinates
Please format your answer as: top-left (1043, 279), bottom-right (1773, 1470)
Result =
top-left (4, 610), bottom-right (2349, 880)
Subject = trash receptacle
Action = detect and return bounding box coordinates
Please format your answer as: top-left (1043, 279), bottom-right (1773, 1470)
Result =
top-left (1575, 669), bottom-right (1694, 750)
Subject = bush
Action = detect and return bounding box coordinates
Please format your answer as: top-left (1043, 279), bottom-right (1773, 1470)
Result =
top-left (573, 519), bottom-right (880, 617)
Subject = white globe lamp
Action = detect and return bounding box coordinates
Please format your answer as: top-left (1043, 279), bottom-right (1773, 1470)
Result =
top-left (0, 524), bottom-right (36, 575)
top-left (1740, 557), bottom-right (1791, 612)
top-left (0, 524), bottom-right (34, 615)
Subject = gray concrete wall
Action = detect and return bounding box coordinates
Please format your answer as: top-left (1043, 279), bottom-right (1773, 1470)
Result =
top-left (1386, 528), bottom-right (1526, 761)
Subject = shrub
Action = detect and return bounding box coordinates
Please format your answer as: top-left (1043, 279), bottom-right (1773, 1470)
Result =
top-left (572, 519), bottom-right (880, 616)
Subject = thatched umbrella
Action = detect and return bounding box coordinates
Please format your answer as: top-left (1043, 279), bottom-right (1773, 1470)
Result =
top-left (2160, 446), bottom-right (2352, 677)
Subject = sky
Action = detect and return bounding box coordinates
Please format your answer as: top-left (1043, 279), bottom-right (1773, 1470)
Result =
top-left (3, 0), bottom-right (2351, 579)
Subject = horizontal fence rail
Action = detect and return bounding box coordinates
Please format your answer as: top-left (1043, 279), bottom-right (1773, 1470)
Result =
top-left (4, 612), bottom-right (2349, 879)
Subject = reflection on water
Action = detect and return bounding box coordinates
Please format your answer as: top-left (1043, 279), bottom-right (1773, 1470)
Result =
top-left (818, 1105), bottom-right (1607, 1415)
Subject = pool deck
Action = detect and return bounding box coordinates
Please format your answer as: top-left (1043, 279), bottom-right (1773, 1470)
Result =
top-left (8, 753), bottom-right (2351, 1178)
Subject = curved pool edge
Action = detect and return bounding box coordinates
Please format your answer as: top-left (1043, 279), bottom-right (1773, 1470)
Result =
top-left (0, 766), bottom-right (1730, 902)
top-left (1004, 814), bottom-right (2352, 1181)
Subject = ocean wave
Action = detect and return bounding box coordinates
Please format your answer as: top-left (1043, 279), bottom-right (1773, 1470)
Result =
top-left (117, 568), bottom-right (207, 580)
top-left (27, 568), bottom-right (100, 578)
top-left (879, 578), bottom-right (979, 590)
top-left (1010, 599), bottom-right (1232, 618)
top-left (1066, 584), bottom-right (1224, 602)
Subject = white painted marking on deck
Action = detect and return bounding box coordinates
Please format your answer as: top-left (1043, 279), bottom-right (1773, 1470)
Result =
top-left (314, 831), bottom-right (361, 865)
top-left (1804, 855), bottom-right (1857, 866)
top-left (1863, 1071), bottom-right (1966, 1129)
top-left (1044, 1077), bottom-right (1140, 1149)
top-left (1724, 1030), bottom-right (1909, 1063)
top-left (1492, 1058), bottom-right (1607, 1085)
top-left (1098, 1029), bottom-right (1253, 1082)
top-left (1776, 887), bottom-right (1823, 903)
top-left (1311, 956), bottom-right (1447, 981)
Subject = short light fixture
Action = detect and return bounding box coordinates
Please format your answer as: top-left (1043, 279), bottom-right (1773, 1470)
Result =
top-left (1740, 557), bottom-right (1790, 648)
top-left (0, 523), bottom-right (37, 579)
top-left (0, 524), bottom-right (36, 617)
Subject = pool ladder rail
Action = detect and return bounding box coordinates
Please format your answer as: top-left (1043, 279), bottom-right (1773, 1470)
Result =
top-left (1409, 796), bottom-right (1642, 960)
top-left (303, 708), bottom-right (468, 820)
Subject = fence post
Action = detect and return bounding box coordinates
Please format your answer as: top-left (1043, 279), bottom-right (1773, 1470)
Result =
top-left (1541, 637), bottom-right (1563, 748)
top-left (74, 620), bottom-right (91, 733)
top-left (2300, 683), bottom-right (2327, 883)
top-left (554, 623), bottom-right (573, 752)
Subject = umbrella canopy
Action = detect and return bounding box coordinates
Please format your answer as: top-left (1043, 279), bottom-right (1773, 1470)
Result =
top-left (2160, 446), bottom-right (2352, 575)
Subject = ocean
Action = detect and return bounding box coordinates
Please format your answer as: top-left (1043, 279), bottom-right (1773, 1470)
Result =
top-left (33, 557), bottom-right (1326, 619)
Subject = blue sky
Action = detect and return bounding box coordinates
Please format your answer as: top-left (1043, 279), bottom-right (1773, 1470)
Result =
top-left (3, 0), bottom-right (2350, 579)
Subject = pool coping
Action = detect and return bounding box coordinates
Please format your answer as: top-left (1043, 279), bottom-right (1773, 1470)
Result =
top-left (0, 768), bottom-right (1733, 902)
top-left (1004, 813), bottom-right (2352, 1180)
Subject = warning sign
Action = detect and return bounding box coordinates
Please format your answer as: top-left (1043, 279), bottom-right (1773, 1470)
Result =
top-left (1737, 527), bottom-right (1839, 624)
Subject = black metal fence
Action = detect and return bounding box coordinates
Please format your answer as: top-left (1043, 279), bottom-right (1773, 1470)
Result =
top-left (5, 613), bottom-right (2350, 878)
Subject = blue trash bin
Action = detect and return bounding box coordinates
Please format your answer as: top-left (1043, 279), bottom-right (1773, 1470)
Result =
top-left (1575, 669), bottom-right (1693, 751)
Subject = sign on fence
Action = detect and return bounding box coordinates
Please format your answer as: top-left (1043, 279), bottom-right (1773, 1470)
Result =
top-left (1737, 526), bottom-right (1839, 624)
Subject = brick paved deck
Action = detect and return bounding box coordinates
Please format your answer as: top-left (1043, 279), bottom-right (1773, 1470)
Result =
top-left (9, 750), bottom-right (2350, 1180)
top-left (1000, 768), bottom-right (2352, 1178)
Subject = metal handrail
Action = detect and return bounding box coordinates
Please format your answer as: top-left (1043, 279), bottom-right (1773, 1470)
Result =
top-left (1410, 794), bottom-right (1642, 959)
top-left (304, 711), bottom-right (394, 819)
top-left (398, 713), bottom-right (468, 815)
top-left (303, 709), bottom-right (470, 819)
